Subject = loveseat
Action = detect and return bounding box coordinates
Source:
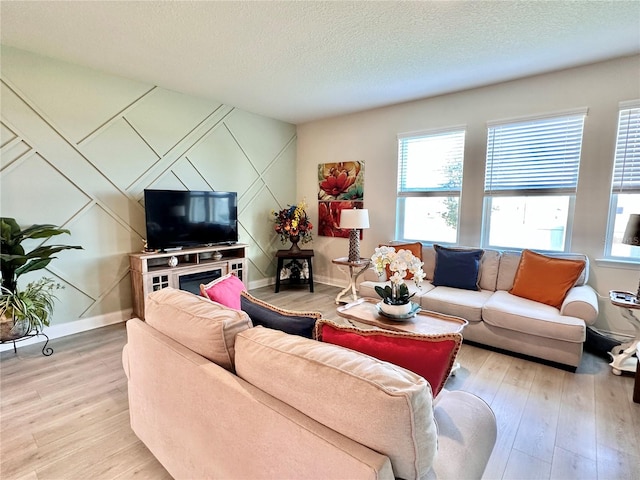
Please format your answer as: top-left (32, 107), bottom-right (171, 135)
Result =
top-left (123, 287), bottom-right (496, 480)
top-left (359, 244), bottom-right (599, 369)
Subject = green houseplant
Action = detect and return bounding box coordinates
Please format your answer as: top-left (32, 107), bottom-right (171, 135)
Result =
top-left (0, 217), bottom-right (82, 340)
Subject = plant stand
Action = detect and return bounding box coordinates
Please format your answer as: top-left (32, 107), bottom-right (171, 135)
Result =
top-left (1, 331), bottom-right (53, 356)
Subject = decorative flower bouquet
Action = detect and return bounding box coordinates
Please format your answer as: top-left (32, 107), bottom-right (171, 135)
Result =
top-left (272, 201), bottom-right (313, 244)
top-left (370, 246), bottom-right (425, 306)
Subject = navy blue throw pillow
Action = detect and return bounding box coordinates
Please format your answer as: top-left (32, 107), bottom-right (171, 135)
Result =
top-left (240, 291), bottom-right (320, 339)
top-left (432, 245), bottom-right (484, 291)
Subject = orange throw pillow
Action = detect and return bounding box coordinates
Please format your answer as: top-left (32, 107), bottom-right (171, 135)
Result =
top-left (379, 242), bottom-right (423, 280)
top-left (509, 250), bottom-right (586, 309)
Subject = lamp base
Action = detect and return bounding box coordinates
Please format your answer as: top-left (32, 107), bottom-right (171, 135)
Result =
top-left (348, 229), bottom-right (360, 262)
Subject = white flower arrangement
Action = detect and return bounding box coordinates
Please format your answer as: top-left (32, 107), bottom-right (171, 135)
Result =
top-left (370, 246), bottom-right (425, 305)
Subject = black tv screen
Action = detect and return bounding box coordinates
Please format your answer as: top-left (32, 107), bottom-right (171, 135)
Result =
top-left (144, 190), bottom-right (238, 250)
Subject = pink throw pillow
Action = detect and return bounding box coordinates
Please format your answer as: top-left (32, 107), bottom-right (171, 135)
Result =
top-left (200, 273), bottom-right (246, 310)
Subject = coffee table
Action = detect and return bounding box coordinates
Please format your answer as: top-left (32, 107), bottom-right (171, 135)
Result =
top-left (337, 297), bottom-right (468, 335)
top-left (336, 298), bottom-right (468, 374)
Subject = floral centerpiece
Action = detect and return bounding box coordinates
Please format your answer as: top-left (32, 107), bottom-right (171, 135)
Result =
top-left (272, 201), bottom-right (313, 251)
top-left (370, 246), bottom-right (425, 316)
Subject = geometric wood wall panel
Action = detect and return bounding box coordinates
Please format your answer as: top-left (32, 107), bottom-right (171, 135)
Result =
top-left (52, 204), bottom-right (138, 300)
top-left (80, 119), bottom-right (160, 191)
top-left (0, 152), bottom-right (92, 226)
top-left (0, 46), bottom-right (152, 144)
top-left (224, 109), bottom-right (297, 172)
top-left (187, 125), bottom-right (259, 193)
top-left (126, 88), bottom-right (221, 156)
top-left (0, 47), bottom-right (297, 328)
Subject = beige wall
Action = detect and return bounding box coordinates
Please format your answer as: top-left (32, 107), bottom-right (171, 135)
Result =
top-left (0, 46), bottom-right (295, 334)
top-left (297, 55), bottom-right (640, 336)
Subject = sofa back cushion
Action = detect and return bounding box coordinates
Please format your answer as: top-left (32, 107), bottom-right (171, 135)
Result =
top-left (145, 287), bottom-right (252, 372)
top-left (235, 327), bottom-right (438, 480)
top-left (496, 250), bottom-right (589, 292)
top-left (422, 246), bottom-right (500, 291)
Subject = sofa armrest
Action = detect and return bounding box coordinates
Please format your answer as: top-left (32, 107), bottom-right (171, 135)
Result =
top-left (363, 266), bottom-right (386, 282)
top-left (426, 390), bottom-right (496, 480)
top-left (560, 285), bottom-right (598, 325)
top-left (122, 343), bottom-right (130, 380)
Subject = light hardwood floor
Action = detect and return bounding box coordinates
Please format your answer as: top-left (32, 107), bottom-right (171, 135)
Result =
top-left (1, 283), bottom-right (638, 479)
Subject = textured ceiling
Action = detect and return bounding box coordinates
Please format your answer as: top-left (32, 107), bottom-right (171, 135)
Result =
top-left (1, 1), bottom-right (639, 124)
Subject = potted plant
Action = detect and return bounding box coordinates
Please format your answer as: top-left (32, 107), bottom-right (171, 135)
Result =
top-left (370, 246), bottom-right (425, 317)
top-left (0, 217), bottom-right (82, 341)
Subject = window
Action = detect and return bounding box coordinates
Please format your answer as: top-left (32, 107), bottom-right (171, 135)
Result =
top-left (482, 110), bottom-right (587, 251)
top-left (396, 128), bottom-right (465, 243)
top-left (606, 102), bottom-right (640, 260)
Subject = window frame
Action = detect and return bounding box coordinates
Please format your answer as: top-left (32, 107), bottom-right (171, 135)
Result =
top-left (395, 127), bottom-right (466, 244)
top-left (604, 100), bottom-right (640, 262)
top-left (481, 109), bottom-right (587, 252)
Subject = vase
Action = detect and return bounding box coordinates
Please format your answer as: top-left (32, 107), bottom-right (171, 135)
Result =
top-left (378, 301), bottom-right (413, 316)
top-left (288, 234), bottom-right (301, 253)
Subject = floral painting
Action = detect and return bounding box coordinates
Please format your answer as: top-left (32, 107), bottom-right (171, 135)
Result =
top-left (318, 161), bottom-right (364, 201)
top-left (318, 200), bottom-right (364, 238)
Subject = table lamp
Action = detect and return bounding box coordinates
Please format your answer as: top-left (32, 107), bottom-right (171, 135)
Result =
top-left (622, 213), bottom-right (640, 302)
top-left (340, 208), bottom-right (370, 262)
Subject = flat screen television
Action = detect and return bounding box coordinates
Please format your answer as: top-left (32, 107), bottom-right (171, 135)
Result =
top-left (144, 189), bottom-right (238, 251)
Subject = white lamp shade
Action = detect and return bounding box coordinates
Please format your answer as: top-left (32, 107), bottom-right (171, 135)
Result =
top-left (340, 209), bottom-right (370, 229)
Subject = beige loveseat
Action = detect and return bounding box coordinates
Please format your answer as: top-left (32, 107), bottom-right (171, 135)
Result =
top-left (123, 288), bottom-right (496, 480)
top-left (360, 245), bottom-right (598, 369)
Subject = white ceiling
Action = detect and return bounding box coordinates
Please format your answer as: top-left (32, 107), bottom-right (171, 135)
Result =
top-left (1, 1), bottom-right (639, 125)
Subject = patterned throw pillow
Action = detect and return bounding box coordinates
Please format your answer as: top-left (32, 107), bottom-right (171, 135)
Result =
top-left (240, 291), bottom-right (321, 338)
top-left (315, 319), bottom-right (462, 396)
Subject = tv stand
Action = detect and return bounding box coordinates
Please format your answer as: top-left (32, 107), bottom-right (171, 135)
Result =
top-left (129, 243), bottom-right (248, 320)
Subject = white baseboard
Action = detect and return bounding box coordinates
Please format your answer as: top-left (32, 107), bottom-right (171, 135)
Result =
top-left (0, 309), bottom-right (132, 353)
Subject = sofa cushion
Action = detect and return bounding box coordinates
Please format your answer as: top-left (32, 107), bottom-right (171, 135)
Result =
top-left (235, 326), bottom-right (438, 480)
top-left (145, 287), bottom-right (252, 372)
top-left (509, 250), bottom-right (586, 309)
top-left (478, 249), bottom-right (501, 291)
top-left (240, 291), bottom-right (320, 338)
top-left (432, 244), bottom-right (484, 291)
top-left (380, 241), bottom-right (423, 280)
top-left (200, 273), bottom-right (246, 309)
top-left (315, 319), bottom-right (462, 396)
top-left (482, 290), bottom-right (586, 343)
top-left (420, 286), bottom-right (494, 322)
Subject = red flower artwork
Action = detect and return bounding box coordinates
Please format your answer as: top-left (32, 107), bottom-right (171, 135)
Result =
top-left (318, 162), bottom-right (364, 201)
top-left (318, 201), bottom-right (363, 238)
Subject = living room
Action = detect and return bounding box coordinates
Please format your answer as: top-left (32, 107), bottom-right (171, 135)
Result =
top-left (1, 1), bottom-right (639, 479)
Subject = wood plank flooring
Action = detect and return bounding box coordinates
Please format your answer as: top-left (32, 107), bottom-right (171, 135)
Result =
top-left (1, 283), bottom-right (638, 479)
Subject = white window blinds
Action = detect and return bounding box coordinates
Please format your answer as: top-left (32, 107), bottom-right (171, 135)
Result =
top-left (398, 129), bottom-right (465, 194)
top-left (611, 104), bottom-right (640, 193)
top-left (485, 112), bottom-right (586, 195)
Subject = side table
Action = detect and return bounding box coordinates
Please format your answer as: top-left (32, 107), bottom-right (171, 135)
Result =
top-left (275, 249), bottom-right (314, 293)
top-left (608, 290), bottom-right (640, 375)
top-left (332, 257), bottom-right (371, 304)
top-left (634, 343), bottom-right (640, 404)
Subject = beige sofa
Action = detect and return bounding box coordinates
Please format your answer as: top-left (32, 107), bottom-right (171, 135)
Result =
top-left (122, 288), bottom-right (496, 480)
top-left (360, 245), bottom-right (598, 369)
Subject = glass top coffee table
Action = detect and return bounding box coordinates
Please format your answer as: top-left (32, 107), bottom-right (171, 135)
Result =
top-left (336, 297), bottom-right (468, 335)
